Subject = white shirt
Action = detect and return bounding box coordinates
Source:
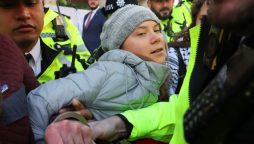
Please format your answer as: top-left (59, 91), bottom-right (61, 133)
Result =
top-left (25, 39), bottom-right (42, 76)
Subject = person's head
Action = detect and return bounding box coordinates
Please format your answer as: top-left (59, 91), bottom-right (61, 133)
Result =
top-left (100, 5), bottom-right (166, 64)
top-left (101, 0), bottom-right (138, 17)
top-left (0, 0), bottom-right (44, 53)
top-left (147, 0), bottom-right (174, 20)
top-left (191, 0), bottom-right (208, 26)
top-left (207, 0), bottom-right (254, 35)
top-left (87, 0), bottom-right (99, 10)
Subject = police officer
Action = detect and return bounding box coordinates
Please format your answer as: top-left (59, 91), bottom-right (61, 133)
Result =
top-left (147, 0), bottom-right (175, 41)
top-left (40, 8), bottom-right (91, 83)
top-left (0, 0), bottom-right (91, 83)
top-left (170, 0), bottom-right (192, 39)
top-left (147, 0), bottom-right (192, 42)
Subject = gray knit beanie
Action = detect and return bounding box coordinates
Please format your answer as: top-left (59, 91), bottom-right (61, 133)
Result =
top-left (100, 5), bottom-right (160, 51)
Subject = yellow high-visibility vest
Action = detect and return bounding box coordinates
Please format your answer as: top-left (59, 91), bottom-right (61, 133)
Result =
top-left (38, 9), bottom-right (91, 83)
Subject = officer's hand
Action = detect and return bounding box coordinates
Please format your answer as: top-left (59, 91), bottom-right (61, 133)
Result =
top-left (89, 116), bottom-right (128, 141)
top-left (45, 116), bottom-right (128, 144)
top-left (45, 120), bottom-right (93, 144)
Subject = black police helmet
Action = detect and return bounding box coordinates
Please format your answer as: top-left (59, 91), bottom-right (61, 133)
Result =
top-left (101, 0), bottom-right (138, 17)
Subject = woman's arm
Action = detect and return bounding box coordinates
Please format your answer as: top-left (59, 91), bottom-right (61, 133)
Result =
top-left (45, 96), bottom-right (177, 144)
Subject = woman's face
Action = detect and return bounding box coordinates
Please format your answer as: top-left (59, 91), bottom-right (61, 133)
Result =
top-left (122, 20), bottom-right (166, 64)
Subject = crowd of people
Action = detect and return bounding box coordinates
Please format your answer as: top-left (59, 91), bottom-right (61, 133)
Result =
top-left (0, 0), bottom-right (253, 144)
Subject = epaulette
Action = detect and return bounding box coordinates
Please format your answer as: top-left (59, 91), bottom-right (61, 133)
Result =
top-left (55, 11), bottom-right (70, 19)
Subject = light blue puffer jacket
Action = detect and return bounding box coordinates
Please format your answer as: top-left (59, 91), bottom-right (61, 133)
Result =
top-left (27, 49), bottom-right (169, 142)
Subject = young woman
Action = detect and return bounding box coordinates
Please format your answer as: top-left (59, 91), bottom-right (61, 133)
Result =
top-left (27, 5), bottom-right (170, 143)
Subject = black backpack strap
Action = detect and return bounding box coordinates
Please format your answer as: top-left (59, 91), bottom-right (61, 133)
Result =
top-left (175, 48), bottom-right (187, 93)
top-left (0, 84), bottom-right (27, 125)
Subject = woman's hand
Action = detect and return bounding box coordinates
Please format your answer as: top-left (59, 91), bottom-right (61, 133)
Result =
top-left (59, 98), bottom-right (93, 120)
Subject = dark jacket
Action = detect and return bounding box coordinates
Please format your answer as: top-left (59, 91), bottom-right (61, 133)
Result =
top-left (0, 33), bottom-right (39, 144)
top-left (82, 8), bottom-right (106, 53)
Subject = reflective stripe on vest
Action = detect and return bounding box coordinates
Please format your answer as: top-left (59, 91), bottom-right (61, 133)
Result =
top-left (41, 9), bottom-right (90, 58)
top-left (38, 9), bottom-right (91, 83)
top-left (37, 51), bottom-right (84, 83)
